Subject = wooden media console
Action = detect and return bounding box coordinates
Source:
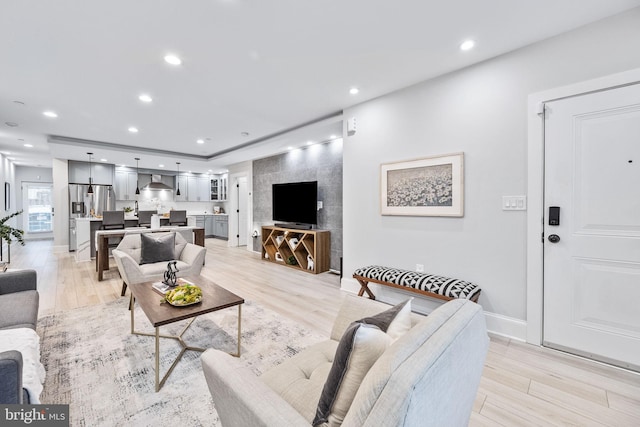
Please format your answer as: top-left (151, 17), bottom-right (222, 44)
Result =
top-left (261, 226), bottom-right (330, 274)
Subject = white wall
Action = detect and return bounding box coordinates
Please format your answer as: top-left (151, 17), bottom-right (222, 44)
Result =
top-left (1, 155), bottom-right (16, 215)
top-left (227, 160), bottom-right (253, 249)
top-left (1, 155), bottom-right (16, 233)
top-left (342, 8), bottom-right (640, 334)
top-left (52, 158), bottom-right (69, 251)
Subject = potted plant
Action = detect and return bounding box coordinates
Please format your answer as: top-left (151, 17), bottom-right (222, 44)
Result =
top-left (0, 210), bottom-right (25, 264)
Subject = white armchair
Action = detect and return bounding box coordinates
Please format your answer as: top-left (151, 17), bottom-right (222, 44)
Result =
top-left (112, 231), bottom-right (206, 298)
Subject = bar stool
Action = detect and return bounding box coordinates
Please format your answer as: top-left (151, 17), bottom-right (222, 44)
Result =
top-left (169, 210), bottom-right (187, 226)
top-left (137, 210), bottom-right (157, 228)
top-left (101, 210), bottom-right (125, 250)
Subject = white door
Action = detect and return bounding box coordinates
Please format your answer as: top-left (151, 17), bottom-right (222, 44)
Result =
top-left (22, 182), bottom-right (54, 234)
top-left (237, 177), bottom-right (248, 247)
top-left (543, 83), bottom-right (640, 371)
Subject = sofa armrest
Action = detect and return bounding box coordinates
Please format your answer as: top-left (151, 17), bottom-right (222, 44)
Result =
top-left (0, 350), bottom-right (23, 404)
top-left (201, 349), bottom-right (309, 427)
top-left (112, 250), bottom-right (145, 285)
top-left (0, 270), bottom-right (37, 295)
top-left (179, 243), bottom-right (206, 267)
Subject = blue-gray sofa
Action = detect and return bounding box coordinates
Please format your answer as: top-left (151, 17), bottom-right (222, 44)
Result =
top-left (0, 269), bottom-right (40, 404)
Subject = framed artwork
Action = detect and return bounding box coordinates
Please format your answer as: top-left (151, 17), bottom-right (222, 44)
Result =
top-left (4, 182), bottom-right (9, 210)
top-left (380, 152), bottom-right (464, 217)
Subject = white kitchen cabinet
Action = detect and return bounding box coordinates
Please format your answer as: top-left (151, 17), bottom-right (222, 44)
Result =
top-left (187, 176), bottom-right (210, 202)
top-left (197, 177), bottom-right (210, 201)
top-left (114, 170), bottom-right (139, 200)
top-left (205, 215), bottom-right (215, 236)
top-left (214, 215), bottom-right (228, 239)
top-left (69, 160), bottom-right (114, 185)
top-left (194, 215), bottom-right (205, 229)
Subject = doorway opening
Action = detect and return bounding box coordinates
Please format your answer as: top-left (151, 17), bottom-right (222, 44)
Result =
top-left (22, 183), bottom-right (54, 235)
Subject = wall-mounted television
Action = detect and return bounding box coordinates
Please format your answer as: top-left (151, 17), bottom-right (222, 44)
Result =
top-left (272, 181), bottom-right (318, 225)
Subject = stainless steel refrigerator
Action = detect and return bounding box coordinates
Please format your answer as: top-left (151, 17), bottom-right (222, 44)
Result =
top-left (69, 184), bottom-right (115, 251)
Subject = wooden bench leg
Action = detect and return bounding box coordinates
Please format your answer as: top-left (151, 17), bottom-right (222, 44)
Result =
top-left (471, 291), bottom-right (481, 303)
top-left (356, 279), bottom-right (376, 300)
top-left (121, 282), bottom-right (128, 297)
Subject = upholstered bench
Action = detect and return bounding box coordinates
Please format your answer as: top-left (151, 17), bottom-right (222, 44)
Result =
top-left (353, 265), bottom-right (481, 303)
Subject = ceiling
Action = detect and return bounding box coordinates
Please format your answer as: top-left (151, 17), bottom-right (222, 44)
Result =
top-left (1, 0), bottom-right (639, 173)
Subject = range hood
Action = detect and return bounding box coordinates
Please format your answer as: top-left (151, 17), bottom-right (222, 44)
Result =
top-left (141, 174), bottom-right (173, 191)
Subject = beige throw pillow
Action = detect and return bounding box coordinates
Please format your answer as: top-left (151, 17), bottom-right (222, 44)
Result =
top-left (313, 299), bottom-right (412, 427)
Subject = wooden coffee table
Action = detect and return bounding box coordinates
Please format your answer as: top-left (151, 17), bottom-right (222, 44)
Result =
top-left (129, 275), bottom-right (244, 391)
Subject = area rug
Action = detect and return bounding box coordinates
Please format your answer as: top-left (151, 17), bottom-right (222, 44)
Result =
top-left (37, 298), bottom-right (326, 426)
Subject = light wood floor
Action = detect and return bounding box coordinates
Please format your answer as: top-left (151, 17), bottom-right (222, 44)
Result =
top-left (12, 238), bottom-right (640, 426)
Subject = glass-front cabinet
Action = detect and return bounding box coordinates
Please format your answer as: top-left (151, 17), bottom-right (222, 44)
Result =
top-left (210, 178), bottom-right (219, 201)
top-left (210, 174), bottom-right (228, 201)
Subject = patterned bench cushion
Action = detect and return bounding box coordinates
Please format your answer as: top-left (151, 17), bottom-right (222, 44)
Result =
top-left (353, 265), bottom-right (480, 301)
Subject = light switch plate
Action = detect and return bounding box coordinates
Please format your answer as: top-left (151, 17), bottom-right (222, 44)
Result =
top-left (502, 196), bottom-right (527, 211)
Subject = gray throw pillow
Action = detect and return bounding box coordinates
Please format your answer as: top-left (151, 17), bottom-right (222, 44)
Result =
top-left (313, 299), bottom-right (411, 427)
top-left (140, 232), bottom-right (176, 265)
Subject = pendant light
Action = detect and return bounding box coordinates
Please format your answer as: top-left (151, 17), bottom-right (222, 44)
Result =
top-left (134, 157), bottom-right (140, 195)
top-left (87, 152), bottom-right (94, 194)
top-left (176, 162), bottom-right (181, 196)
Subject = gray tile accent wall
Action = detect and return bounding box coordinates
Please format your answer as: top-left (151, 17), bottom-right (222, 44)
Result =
top-left (253, 141), bottom-right (343, 272)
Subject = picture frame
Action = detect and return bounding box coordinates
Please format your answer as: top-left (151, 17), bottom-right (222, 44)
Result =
top-left (380, 152), bottom-right (464, 217)
top-left (4, 182), bottom-right (9, 211)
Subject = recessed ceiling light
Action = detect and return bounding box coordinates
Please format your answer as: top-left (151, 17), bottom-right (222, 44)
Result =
top-left (287, 146), bottom-right (294, 150)
top-left (100, 158), bottom-right (107, 162)
top-left (24, 144), bottom-right (33, 148)
top-left (240, 132), bottom-right (249, 137)
top-left (13, 101), bottom-right (25, 106)
top-left (330, 135), bottom-right (337, 140)
top-left (460, 40), bottom-right (475, 51)
top-left (138, 94), bottom-right (153, 103)
top-left (5, 122), bottom-right (18, 127)
top-left (349, 87), bottom-right (359, 95)
top-left (43, 111), bottom-right (58, 118)
top-left (164, 54), bottom-right (182, 65)
top-left (306, 141), bottom-right (313, 146)
top-left (196, 139), bottom-right (205, 144)
top-left (159, 164), bottom-right (165, 168)
top-left (128, 127), bottom-right (139, 133)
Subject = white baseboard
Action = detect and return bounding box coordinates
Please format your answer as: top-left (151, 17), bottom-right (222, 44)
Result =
top-left (340, 277), bottom-right (527, 342)
top-left (483, 312), bottom-right (527, 342)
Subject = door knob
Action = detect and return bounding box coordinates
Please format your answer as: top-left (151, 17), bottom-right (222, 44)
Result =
top-left (548, 234), bottom-right (561, 243)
